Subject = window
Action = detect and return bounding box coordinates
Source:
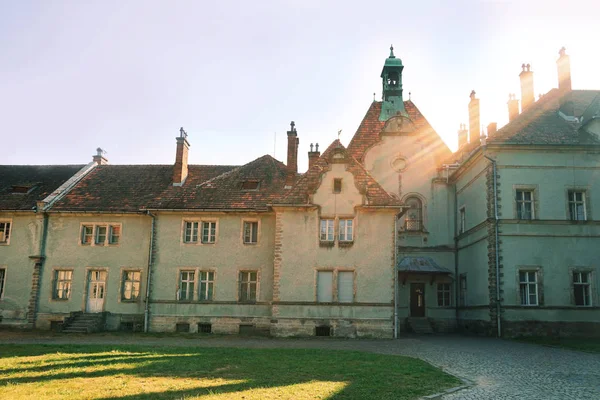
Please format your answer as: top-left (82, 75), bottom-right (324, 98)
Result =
top-left (519, 271), bottom-right (538, 306)
top-left (337, 271), bottom-right (354, 303)
top-left (459, 207), bottom-right (466, 234)
top-left (338, 219), bottom-right (353, 242)
top-left (81, 224), bottom-right (121, 246)
top-left (0, 268), bottom-right (5, 298)
top-left (459, 274), bottom-right (467, 306)
top-left (241, 180), bottom-right (260, 190)
top-left (53, 270), bottom-right (73, 300)
top-left (243, 221), bottom-right (258, 244)
top-left (121, 271), bottom-right (141, 301)
top-left (201, 222), bottom-right (216, 244)
top-left (0, 221), bottom-right (11, 244)
top-left (573, 272), bottom-right (592, 306)
top-left (199, 271), bottom-right (214, 300)
top-left (184, 221), bottom-right (199, 243)
top-left (333, 178), bottom-right (342, 194)
top-left (568, 191), bottom-right (586, 221)
top-left (317, 271), bottom-right (333, 302)
top-left (178, 271), bottom-right (195, 301)
top-left (405, 197), bottom-right (423, 231)
top-left (320, 219), bottom-right (334, 242)
top-left (516, 190), bottom-right (534, 219)
top-left (239, 271), bottom-right (257, 302)
top-left (437, 283), bottom-right (451, 307)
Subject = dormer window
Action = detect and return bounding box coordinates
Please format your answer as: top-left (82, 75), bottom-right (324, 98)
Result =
top-left (241, 180), bottom-right (260, 191)
top-left (11, 184), bottom-right (36, 194)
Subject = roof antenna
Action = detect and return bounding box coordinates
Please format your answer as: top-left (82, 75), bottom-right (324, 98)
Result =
top-left (179, 127), bottom-right (187, 139)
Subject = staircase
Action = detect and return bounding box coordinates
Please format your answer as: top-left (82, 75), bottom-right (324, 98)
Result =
top-left (408, 317), bottom-right (434, 334)
top-left (61, 312), bottom-right (106, 333)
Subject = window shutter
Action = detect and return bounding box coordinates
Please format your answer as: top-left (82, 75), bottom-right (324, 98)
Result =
top-left (317, 271), bottom-right (333, 302)
top-left (337, 272), bottom-right (354, 303)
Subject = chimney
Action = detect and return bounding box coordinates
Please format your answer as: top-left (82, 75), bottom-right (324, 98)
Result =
top-left (487, 122), bottom-right (497, 136)
top-left (507, 94), bottom-right (520, 122)
top-left (285, 121), bottom-right (299, 188)
top-left (557, 47), bottom-right (572, 93)
top-left (93, 148), bottom-right (108, 165)
top-left (519, 63), bottom-right (535, 111)
top-left (457, 124), bottom-right (468, 148)
top-left (308, 143), bottom-right (320, 170)
top-left (173, 127), bottom-right (190, 186)
top-left (468, 90), bottom-right (480, 140)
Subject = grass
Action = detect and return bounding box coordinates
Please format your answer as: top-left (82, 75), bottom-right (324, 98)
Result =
top-left (516, 336), bottom-right (600, 353)
top-left (0, 344), bottom-right (460, 400)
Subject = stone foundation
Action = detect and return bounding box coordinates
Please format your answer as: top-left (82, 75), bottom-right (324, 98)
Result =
top-left (503, 320), bottom-right (600, 338)
top-left (430, 318), bottom-right (458, 333)
top-left (36, 312), bottom-right (144, 332)
top-left (458, 318), bottom-right (495, 336)
top-left (150, 315), bottom-right (271, 334)
top-left (271, 318), bottom-right (393, 338)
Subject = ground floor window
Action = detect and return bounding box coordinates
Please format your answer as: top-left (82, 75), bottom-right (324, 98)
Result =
top-left (316, 270), bottom-right (354, 303)
top-left (178, 271), bottom-right (195, 301)
top-left (519, 271), bottom-right (538, 306)
top-left (239, 271), bottom-right (257, 301)
top-left (437, 283), bottom-right (451, 306)
top-left (573, 271), bottom-right (592, 306)
top-left (199, 271), bottom-right (215, 300)
top-left (53, 270), bottom-right (73, 300)
top-left (122, 271), bottom-right (141, 301)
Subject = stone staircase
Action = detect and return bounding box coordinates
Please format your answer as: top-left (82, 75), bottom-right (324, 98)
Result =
top-left (61, 312), bottom-right (106, 333)
top-left (408, 317), bottom-right (434, 334)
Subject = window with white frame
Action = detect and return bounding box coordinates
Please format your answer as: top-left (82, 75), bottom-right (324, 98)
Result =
top-left (53, 270), bottom-right (73, 300)
top-left (201, 221), bottom-right (216, 244)
top-left (459, 274), bottom-right (467, 306)
top-left (0, 221), bottom-right (11, 244)
top-left (568, 191), bottom-right (587, 221)
top-left (405, 197), bottom-right (423, 231)
top-left (81, 224), bottom-right (120, 246)
top-left (437, 283), bottom-right (451, 307)
top-left (243, 221), bottom-right (258, 244)
top-left (239, 271), bottom-right (257, 301)
top-left (320, 219), bottom-right (334, 242)
top-left (519, 271), bottom-right (538, 306)
top-left (184, 221), bottom-right (199, 243)
top-left (0, 268), bottom-right (6, 298)
top-left (338, 219), bottom-right (353, 242)
top-left (459, 207), bottom-right (466, 234)
top-left (178, 271), bottom-right (195, 301)
top-left (121, 271), bottom-right (141, 301)
top-left (516, 190), bottom-right (534, 220)
top-left (573, 271), bottom-right (592, 306)
top-left (199, 271), bottom-right (214, 300)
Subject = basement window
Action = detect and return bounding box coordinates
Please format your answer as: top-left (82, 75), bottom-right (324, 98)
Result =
top-left (315, 326), bottom-right (331, 337)
top-left (176, 323), bottom-right (190, 333)
top-left (198, 323), bottom-right (212, 333)
top-left (241, 180), bottom-right (260, 190)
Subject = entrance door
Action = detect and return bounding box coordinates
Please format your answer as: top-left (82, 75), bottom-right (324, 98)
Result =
top-left (86, 270), bottom-right (107, 313)
top-left (410, 283), bottom-right (425, 317)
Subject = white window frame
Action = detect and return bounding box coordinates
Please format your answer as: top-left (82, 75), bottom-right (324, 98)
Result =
top-left (53, 269), bottom-right (73, 300)
top-left (109, 225), bottom-right (121, 244)
top-left (568, 190), bottom-right (587, 221)
top-left (519, 270), bottom-right (538, 306)
top-left (437, 283), bottom-right (452, 307)
top-left (0, 267), bottom-right (6, 299)
top-left (201, 221), bottom-right (217, 244)
top-left (320, 219), bottom-right (334, 242)
top-left (516, 189), bottom-right (534, 220)
top-left (338, 219), bottom-right (354, 242)
top-left (0, 220), bottom-right (12, 245)
top-left (242, 220), bottom-right (259, 245)
top-left (198, 270), bottom-right (215, 301)
top-left (178, 270), bottom-right (195, 301)
top-left (80, 223), bottom-right (121, 246)
top-left (183, 221), bottom-right (199, 244)
top-left (573, 271), bottom-right (592, 307)
top-left (121, 270), bottom-right (141, 301)
top-left (238, 270), bottom-right (258, 302)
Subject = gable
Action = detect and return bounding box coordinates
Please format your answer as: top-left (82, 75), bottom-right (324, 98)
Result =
top-left (313, 164), bottom-right (363, 215)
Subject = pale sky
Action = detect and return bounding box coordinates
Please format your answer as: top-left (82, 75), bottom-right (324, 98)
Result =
top-left (2, 1), bottom-right (599, 171)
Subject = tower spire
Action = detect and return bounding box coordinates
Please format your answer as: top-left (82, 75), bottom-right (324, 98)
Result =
top-left (379, 45), bottom-right (407, 121)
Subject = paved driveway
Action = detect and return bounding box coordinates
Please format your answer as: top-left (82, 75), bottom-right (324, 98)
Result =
top-left (1, 332), bottom-right (599, 399)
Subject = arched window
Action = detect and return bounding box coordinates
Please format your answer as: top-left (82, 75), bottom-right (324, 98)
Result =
top-left (405, 197), bottom-right (423, 231)
top-left (387, 71), bottom-right (399, 87)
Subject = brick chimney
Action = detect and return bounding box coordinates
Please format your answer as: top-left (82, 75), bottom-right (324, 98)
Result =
top-left (468, 90), bottom-right (480, 141)
top-left (507, 93), bottom-right (520, 122)
top-left (519, 63), bottom-right (535, 111)
top-left (457, 124), bottom-right (468, 148)
top-left (557, 47), bottom-right (572, 93)
top-left (93, 148), bottom-right (108, 165)
top-left (487, 122), bottom-right (497, 136)
top-left (308, 143), bottom-right (320, 170)
top-left (173, 127), bottom-right (190, 186)
top-left (285, 121), bottom-right (299, 188)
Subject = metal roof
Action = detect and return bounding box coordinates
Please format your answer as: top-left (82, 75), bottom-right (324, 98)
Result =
top-left (396, 257), bottom-right (452, 274)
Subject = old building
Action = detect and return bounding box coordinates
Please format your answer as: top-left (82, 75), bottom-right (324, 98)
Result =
top-left (1, 47), bottom-right (599, 338)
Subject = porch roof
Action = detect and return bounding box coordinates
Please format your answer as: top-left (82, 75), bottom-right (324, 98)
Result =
top-left (396, 257), bottom-right (452, 274)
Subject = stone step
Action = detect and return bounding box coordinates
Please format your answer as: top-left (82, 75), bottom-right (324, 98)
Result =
top-left (408, 318), bottom-right (434, 334)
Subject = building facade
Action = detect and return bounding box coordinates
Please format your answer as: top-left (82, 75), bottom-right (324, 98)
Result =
top-left (1, 47), bottom-right (599, 338)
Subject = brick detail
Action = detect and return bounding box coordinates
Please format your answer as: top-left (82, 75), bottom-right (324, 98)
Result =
top-left (285, 130), bottom-right (298, 187)
top-left (173, 137), bottom-right (189, 184)
top-left (272, 212), bottom-right (283, 315)
top-left (486, 165), bottom-right (503, 336)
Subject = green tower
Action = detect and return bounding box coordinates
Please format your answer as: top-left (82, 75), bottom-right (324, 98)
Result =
top-left (379, 45), bottom-right (408, 121)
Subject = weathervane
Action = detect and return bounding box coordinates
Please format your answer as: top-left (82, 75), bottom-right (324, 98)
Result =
top-left (337, 129), bottom-right (342, 140)
top-left (179, 127), bottom-right (188, 139)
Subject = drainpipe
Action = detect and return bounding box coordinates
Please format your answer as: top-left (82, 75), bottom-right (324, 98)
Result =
top-left (144, 211), bottom-right (156, 333)
top-left (484, 155), bottom-right (501, 338)
top-left (394, 214), bottom-right (399, 339)
top-left (453, 181), bottom-right (459, 324)
top-left (31, 204), bottom-right (49, 328)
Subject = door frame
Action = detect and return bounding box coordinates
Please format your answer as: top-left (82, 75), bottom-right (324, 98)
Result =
top-left (410, 282), bottom-right (426, 317)
top-left (82, 268), bottom-right (108, 313)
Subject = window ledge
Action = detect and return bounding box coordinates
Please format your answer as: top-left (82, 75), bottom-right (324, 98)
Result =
top-left (120, 299), bottom-right (140, 303)
top-left (51, 298), bottom-right (70, 302)
top-left (338, 241), bottom-right (354, 248)
top-left (319, 241), bottom-right (335, 248)
top-left (243, 242), bottom-right (258, 246)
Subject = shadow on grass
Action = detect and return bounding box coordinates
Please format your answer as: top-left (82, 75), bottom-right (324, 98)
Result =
top-left (0, 344), bottom-right (460, 400)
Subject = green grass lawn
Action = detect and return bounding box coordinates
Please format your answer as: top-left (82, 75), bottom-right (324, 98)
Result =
top-left (516, 336), bottom-right (600, 353)
top-left (0, 344), bottom-right (460, 400)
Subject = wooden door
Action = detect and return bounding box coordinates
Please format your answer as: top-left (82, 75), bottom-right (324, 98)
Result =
top-left (86, 270), bottom-right (106, 313)
top-left (410, 283), bottom-right (425, 317)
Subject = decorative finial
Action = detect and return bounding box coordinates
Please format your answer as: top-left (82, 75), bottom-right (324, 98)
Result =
top-left (310, 143), bottom-right (314, 152)
top-left (290, 121), bottom-right (296, 131)
top-left (389, 44), bottom-right (395, 58)
top-left (337, 129), bottom-right (342, 140)
top-left (316, 143), bottom-right (319, 152)
top-left (373, 92), bottom-right (376, 102)
top-left (179, 127), bottom-right (187, 138)
top-left (409, 91), bottom-right (412, 100)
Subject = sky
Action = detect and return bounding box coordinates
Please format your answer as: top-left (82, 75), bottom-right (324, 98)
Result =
top-left (2, 0), bottom-right (599, 171)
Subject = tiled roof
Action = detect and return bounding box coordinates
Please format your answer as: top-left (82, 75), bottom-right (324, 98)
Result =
top-left (488, 89), bottom-right (600, 145)
top-left (0, 165), bottom-right (84, 211)
top-left (277, 139), bottom-right (402, 207)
